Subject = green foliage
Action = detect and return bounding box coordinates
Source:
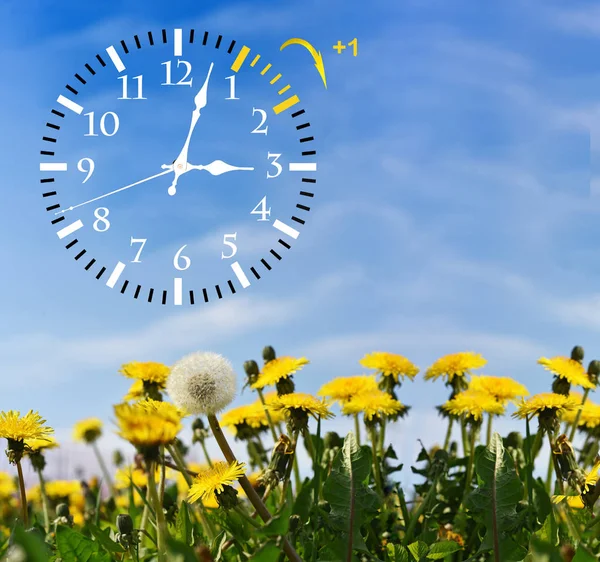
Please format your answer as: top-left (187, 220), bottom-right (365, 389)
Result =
top-left (55, 525), bottom-right (111, 561)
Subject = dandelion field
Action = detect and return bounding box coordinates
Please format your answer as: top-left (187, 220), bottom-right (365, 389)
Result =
top-left (1, 346), bottom-right (600, 561)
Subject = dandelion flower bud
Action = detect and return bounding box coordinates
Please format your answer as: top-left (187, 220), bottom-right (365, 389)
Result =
top-left (56, 503), bottom-right (70, 518)
top-left (116, 513), bottom-right (134, 535)
top-left (572, 346), bottom-right (585, 363)
top-left (167, 352), bottom-right (237, 415)
top-left (263, 346), bottom-right (277, 363)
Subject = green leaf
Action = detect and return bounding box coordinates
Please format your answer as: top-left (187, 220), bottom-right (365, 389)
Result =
top-left (9, 525), bottom-right (50, 562)
top-left (386, 543), bottom-right (410, 562)
top-left (166, 535), bottom-right (198, 562)
top-left (426, 541), bottom-right (462, 559)
top-left (260, 495), bottom-right (293, 536)
top-left (573, 547), bottom-right (597, 562)
top-left (87, 524), bottom-right (124, 554)
top-left (176, 500), bottom-right (193, 546)
top-left (55, 526), bottom-right (110, 562)
top-left (531, 477), bottom-right (552, 525)
top-left (527, 537), bottom-right (563, 562)
top-left (211, 530), bottom-right (228, 561)
top-left (249, 541), bottom-right (281, 561)
top-left (467, 432), bottom-right (524, 562)
top-left (407, 540), bottom-right (429, 561)
top-left (292, 477), bottom-right (313, 522)
top-left (322, 432), bottom-right (381, 556)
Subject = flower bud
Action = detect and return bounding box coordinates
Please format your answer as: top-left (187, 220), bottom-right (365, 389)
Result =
top-left (588, 360), bottom-right (600, 386)
top-left (263, 346), bottom-right (277, 363)
top-left (276, 377), bottom-right (295, 396)
top-left (56, 503), bottom-right (70, 518)
top-left (28, 451), bottom-right (46, 472)
top-left (324, 431), bottom-right (343, 450)
top-left (116, 513), bottom-right (134, 535)
top-left (552, 376), bottom-right (570, 397)
top-left (215, 484), bottom-right (239, 510)
top-left (113, 450), bottom-right (124, 468)
top-left (505, 431), bottom-right (523, 449)
top-left (318, 500), bottom-right (331, 512)
top-left (288, 514), bottom-right (301, 533)
top-left (571, 346), bottom-right (585, 363)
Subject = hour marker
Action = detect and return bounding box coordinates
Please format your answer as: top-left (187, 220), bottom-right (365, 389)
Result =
top-left (174, 28), bottom-right (183, 56)
top-left (174, 277), bottom-right (183, 305)
top-left (273, 219), bottom-right (300, 239)
top-left (278, 84), bottom-right (291, 95)
top-left (273, 94), bottom-right (300, 115)
top-left (40, 163), bottom-right (68, 172)
top-left (106, 261), bottom-right (126, 288)
top-left (289, 162), bottom-right (317, 172)
top-left (270, 73), bottom-right (282, 84)
top-left (231, 262), bottom-right (251, 288)
top-left (57, 94), bottom-right (83, 115)
top-left (260, 63), bottom-right (272, 75)
top-left (231, 45), bottom-right (250, 72)
top-left (56, 219), bottom-right (83, 239)
top-left (250, 54), bottom-right (261, 67)
top-left (106, 45), bottom-right (126, 72)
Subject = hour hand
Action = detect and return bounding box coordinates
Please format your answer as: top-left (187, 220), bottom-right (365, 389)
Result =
top-left (187, 160), bottom-right (255, 176)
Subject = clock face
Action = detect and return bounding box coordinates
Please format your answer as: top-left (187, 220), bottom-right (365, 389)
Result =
top-left (40, 28), bottom-right (317, 305)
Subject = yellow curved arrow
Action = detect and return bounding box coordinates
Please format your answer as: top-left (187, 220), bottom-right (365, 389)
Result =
top-left (280, 38), bottom-right (327, 89)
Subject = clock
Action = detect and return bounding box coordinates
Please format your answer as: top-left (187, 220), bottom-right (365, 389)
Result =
top-left (40, 28), bottom-right (317, 305)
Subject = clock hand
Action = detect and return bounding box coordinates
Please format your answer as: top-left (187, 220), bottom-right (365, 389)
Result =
top-left (188, 160), bottom-right (255, 176)
top-left (166, 62), bottom-right (214, 196)
top-left (54, 169), bottom-right (172, 215)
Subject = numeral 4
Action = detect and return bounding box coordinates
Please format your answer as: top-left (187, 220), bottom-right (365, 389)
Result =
top-left (251, 196), bottom-right (271, 221)
top-left (161, 60), bottom-right (193, 86)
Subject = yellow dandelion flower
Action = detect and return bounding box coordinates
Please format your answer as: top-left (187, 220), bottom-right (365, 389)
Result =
top-left (123, 379), bottom-right (144, 401)
top-left (318, 375), bottom-right (379, 403)
top-left (25, 437), bottom-right (59, 453)
top-left (114, 400), bottom-right (182, 447)
top-left (438, 526), bottom-right (464, 547)
top-left (359, 352), bottom-right (420, 382)
top-left (562, 400), bottom-right (600, 429)
top-left (45, 480), bottom-right (81, 500)
top-left (468, 376), bottom-right (529, 404)
top-left (442, 390), bottom-right (505, 421)
top-left (0, 411), bottom-right (53, 442)
top-left (0, 473), bottom-right (15, 499)
top-left (553, 458), bottom-right (600, 510)
top-left (176, 462), bottom-right (208, 494)
top-left (188, 461), bottom-right (246, 503)
top-left (270, 393), bottom-right (334, 420)
top-left (342, 390), bottom-right (404, 421)
top-left (115, 465), bottom-right (150, 490)
top-left (425, 352), bottom-right (487, 382)
top-left (538, 357), bottom-right (594, 389)
top-left (220, 403), bottom-right (282, 434)
top-left (251, 357), bottom-right (309, 390)
top-left (513, 393), bottom-right (579, 419)
top-left (72, 510), bottom-right (85, 527)
top-left (73, 418), bottom-right (103, 444)
top-left (119, 361), bottom-right (171, 386)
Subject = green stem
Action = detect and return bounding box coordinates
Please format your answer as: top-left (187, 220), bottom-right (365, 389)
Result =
top-left (167, 444), bottom-right (215, 541)
top-left (281, 431), bottom-right (300, 502)
top-left (486, 414), bottom-right (493, 446)
top-left (257, 389), bottom-right (279, 443)
top-left (462, 423), bottom-right (478, 504)
top-left (378, 418), bottom-right (387, 457)
top-left (354, 414), bottom-right (361, 446)
top-left (207, 414), bottom-right (302, 562)
top-left (234, 504), bottom-right (261, 528)
top-left (443, 417), bottom-right (454, 452)
top-left (36, 467), bottom-right (51, 532)
top-left (302, 428), bottom-right (316, 470)
top-left (369, 426), bottom-right (384, 496)
top-left (524, 416), bottom-right (534, 509)
top-left (569, 389), bottom-right (589, 443)
top-left (92, 441), bottom-right (114, 495)
top-left (460, 418), bottom-right (469, 457)
top-left (199, 439), bottom-right (213, 468)
top-left (16, 460), bottom-right (28, 527)
top-left (147, 462), bottom-right (168, 562)
top-left (404, 477), bottom-right (438, 545)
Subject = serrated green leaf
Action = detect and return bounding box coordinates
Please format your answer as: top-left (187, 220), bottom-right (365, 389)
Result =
top-left (176, 500), bottom-right (193, 546)
top-left (55, 526), bottom-right (110, 562)
top-left (407, 540), bottom-right (429, 561)
top-left (9, 526), bottom-right (50, 562)
top-left (260, 496), bottom-right (293, 536)
top-left (426, 541), bottom-right (462, 559)
top-left (87, 523), bottom-right (124, 554)
top-left (386, 543), bottom-right (410, 562)
top-left (322, 432), bottom-right (381, 555)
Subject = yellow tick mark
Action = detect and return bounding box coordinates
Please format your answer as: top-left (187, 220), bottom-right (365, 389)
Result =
top-left (270, 73), bottom-right (282, 85)
top-left (278, 84), bottom-right (291, 95)
top-left (231, 46), bottom-right (250, 72)
top-left (273, 94), bottom-right (300, 115)
top-left (250, 54), bottom-right (261, 67)
top-left (261, 63), bottom-right (272, 75)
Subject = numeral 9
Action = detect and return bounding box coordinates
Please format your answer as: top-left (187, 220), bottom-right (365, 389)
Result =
top-left (77, 158), bottom-right (95, 183)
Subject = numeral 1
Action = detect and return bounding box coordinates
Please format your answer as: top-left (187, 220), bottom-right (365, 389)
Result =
top-left (225, 75), bottom-right (239, 100)
top-left (118, 75), bottom-right (146, 100)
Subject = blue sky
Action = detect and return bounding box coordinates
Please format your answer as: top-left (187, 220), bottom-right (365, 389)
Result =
top-left (3, 0), bottom-right (600, 477)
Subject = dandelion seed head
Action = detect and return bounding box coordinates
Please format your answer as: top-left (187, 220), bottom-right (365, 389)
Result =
top-left (167, 351), bottom-right (237, 415)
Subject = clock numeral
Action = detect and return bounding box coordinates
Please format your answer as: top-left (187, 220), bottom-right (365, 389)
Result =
top-left (161, 60), bottom-right (193, 86)
top-left (84, 111), bottom-right (119, 137)
top-left (267, 153), bottom-right (282, 179)
top-left (221, 233), bottom-right (238, 259)
top-left (130, 237), bottom-right (147, 263)
top-left (93, 207), bottom-right (110, 232)
top-left (251, 108), bottom-right (268, 135)
top-left (77, 157), bottom-right (95, 183)
top-left (118, 74), bottom-right (146, 100)
top-left (173, 244), bottom-right (191, 270)
top-left (225, 75), bottom-right (239, 100)
top-left (251, 196), bottom-right (271, 222)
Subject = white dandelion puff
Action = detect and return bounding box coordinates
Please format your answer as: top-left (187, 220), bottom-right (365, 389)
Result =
top-left (166, 351), bottom-right (237, 415)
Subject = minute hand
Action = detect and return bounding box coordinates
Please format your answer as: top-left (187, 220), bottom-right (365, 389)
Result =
top-left (187, 160), bottom-right (255, 176)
